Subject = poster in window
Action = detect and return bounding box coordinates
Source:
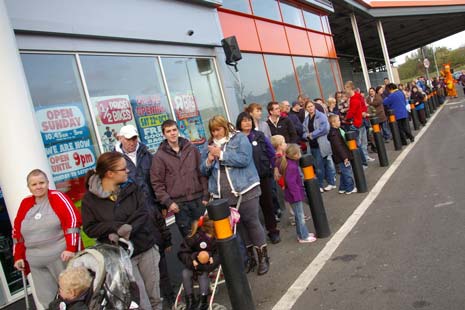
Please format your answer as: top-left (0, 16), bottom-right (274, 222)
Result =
top-left (130, 95), bottom-right (171, 152)
top-left (90, 95), bottom-right (138, 151)
top-left (35, 103), bottom-right (97, 184)
top-left (173, 93), bottom-right (206, 145)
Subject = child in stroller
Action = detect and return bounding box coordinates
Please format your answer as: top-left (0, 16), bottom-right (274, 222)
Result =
top-left (49, 241), bottom-right (139, 310)
top-left (48, 266), bottom-right (92, 310)
top-left (177, 215), bottom-right (220, 310)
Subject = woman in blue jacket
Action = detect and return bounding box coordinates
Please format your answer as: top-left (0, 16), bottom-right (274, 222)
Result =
top-left (200, 115), bottom-right (269, 275)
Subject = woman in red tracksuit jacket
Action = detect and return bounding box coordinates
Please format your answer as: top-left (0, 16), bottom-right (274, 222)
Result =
top-left (13, 169), bottom-right (82, 308)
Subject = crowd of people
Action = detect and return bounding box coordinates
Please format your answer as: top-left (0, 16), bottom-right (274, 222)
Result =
top-left (12, 75), bottom-right (453, 310)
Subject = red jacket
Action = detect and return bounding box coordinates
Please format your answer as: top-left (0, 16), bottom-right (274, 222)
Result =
top-left (12, 190), bottom-right (82, 263)
top-left (345, 92), bottom-right (365, 128)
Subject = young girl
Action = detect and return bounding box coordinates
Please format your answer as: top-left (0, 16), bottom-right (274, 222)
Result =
top-left (278, 144), bottom-right (317, 243)
top-left (177, 216), bottom-right (220, 310)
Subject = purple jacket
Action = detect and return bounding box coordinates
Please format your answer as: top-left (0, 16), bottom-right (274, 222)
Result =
top-left (283, 158), bottom-right (306, 203)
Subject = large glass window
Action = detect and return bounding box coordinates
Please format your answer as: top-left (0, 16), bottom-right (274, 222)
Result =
top-left (303, 10), bottom-right (323, 32)
top-left (331, 59), bottom-right (343, 91)
top-left (80, 55), bottom-right (172, 152)
top-left (264, 54), bottom-right (299, 102)
top-left (293, 56), bottom-right (322, 99)
top-left (251, 0), bottom-right (281, 21)
top-left (21, 54), bottom-right (98, 201)
top-left (314, 58), bottom-right (337, 100)
top-left (222, 0), bottom-right (251, 13)
top-left (235, 53), bottom-right (272, 119)
top-left (321, 15), bottom-right (331, 33)
top-left (280, 1), bottom-right (305, 27)
top-left (161, 57), bottom-right (226, 143)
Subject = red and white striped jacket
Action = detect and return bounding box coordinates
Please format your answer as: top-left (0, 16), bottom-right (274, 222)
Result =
top-left (12, 189), bottom-right (82, 262)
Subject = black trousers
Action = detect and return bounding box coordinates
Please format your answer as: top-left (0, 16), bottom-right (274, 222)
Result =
top-left (417, 109), bottom-right (426, 125)
top-left (259, 177), bottom-right (279, 235)
top-left (398, 118), bottom-right (414, 144)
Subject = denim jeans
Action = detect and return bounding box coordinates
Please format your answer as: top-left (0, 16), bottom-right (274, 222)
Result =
top-left (359, 125), bottom-right (369, 162)
top-left (338, 162), bottom-right (355, 192)
top-left (381, 121), bottom-right (392, 140)
top-left (290, 201), bottom-right (310, 240)
top-left (175, 198), bottom-right (206, 238)
top-left (310, 148), bottom-right (336, 188)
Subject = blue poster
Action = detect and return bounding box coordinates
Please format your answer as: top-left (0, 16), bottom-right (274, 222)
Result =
top-left (35, 103), bottom-right (90, 145)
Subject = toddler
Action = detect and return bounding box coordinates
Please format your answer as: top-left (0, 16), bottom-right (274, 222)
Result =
top-left (178, 215), bottom-right (219, 310)
top-left (48, 266), bottom-right (92, 310)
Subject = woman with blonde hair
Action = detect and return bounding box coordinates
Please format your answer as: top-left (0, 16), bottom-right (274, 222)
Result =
top-left (200, 115), bottom-right (269, 275)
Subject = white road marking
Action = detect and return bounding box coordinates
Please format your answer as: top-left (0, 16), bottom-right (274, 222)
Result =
top-left (272, 105), bottom-right (444, 310)
top-left (434, 201), bottom-right (455, 208)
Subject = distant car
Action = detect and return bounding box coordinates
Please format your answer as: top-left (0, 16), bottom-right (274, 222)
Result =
top-left (453, 71), bottom-right (462, 80)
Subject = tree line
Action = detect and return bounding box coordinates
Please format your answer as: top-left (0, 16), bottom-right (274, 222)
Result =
top-left (398, 45), bottom-right (465, 82)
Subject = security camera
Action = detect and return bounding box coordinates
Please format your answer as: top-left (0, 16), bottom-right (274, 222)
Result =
top-left (187, 30), bottom-right (194, 36)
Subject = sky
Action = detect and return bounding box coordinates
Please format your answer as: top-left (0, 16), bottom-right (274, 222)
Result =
top-left (394, 30), bottom-right (465, 65)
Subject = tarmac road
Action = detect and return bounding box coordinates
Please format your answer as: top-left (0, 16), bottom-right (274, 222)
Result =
top-left (289, 96), bottom-right (465, 310)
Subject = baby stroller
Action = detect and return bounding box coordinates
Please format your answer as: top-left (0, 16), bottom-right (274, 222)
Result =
top-left (66, 238), bottom-right (139, 310)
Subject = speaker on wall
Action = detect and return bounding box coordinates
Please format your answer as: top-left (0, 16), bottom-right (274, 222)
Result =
top-left (221, 36), bottom-right (242, 65)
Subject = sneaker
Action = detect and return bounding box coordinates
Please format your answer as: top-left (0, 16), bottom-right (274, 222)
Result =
top-left (324, 184), bottom-right (336, 191)
top-left (320, 188), bottom-right (324, 193)
top-left (345, 188), bottom-right (358, 195)
top-left (338, 190), bottom-right (345, 194)
top-left (298, 235), bottom-right (317, 243)
top-left (289, 216), bottom-right (296, 226)
top-left (367, 156), bottom-right (376, 162)
top-left (363, 165), bottom-right (368, 170)
top-left (304, 215), bottom-right (311, 221)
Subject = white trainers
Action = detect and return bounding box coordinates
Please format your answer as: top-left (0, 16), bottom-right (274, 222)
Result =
top-left (367, 156), bottom-right (376, 162)
top-left (324, 185), bottom-right (337, 191)
top-left (320, 188), bottom-right (324, 193)
top-left (345, 188), bottom-right (358, 195)
top-left (298, 235), bottom-right (317, 243)
top-left (338, 190), bottom-right (345, 194)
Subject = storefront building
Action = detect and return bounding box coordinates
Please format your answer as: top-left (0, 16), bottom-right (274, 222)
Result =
top-left (0, 0), bottom-right (342, 307)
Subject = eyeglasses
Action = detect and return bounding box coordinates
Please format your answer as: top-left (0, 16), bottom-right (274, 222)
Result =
top-left (112, 167), bottom-right (128, 172)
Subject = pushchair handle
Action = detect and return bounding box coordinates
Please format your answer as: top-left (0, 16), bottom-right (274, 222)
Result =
top-left (118, 238), bottom-right (134, 257)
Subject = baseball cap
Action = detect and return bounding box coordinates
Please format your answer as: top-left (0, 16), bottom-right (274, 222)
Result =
top-left (119, 125), bottom-right (139, 139)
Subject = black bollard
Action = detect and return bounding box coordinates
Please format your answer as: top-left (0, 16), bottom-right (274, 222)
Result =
top-left (207, 199), bottom-right (255, 310)
top-left (424, 97), bottom-right (431, 118)
top-left (387, 109), bottom-right (403, 151)
top-left (428, 94), bottom-right (435, 113)
top-left (409, 102), bottom-right (420, 130)
top-left (299, 155), bottom-right (331, 238)
top-left (369, 117), bottom-right (389, 167)
top-left (345, 131), bottom-right (368, 193)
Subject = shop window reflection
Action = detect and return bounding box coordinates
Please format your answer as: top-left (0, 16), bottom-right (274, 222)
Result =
top-left (264, 54), bottom-right (299, 102)
top-left (222, 0), bottom-right (251, 13)
top-left (331, 59), bottom-right (343, 91)
top-left (80, 55), bottom-right (172, 153)
top-left (314, 57), bottom-right (337, 100)
top-left (251, 0), bottom-right (281, 21)
top-left (21, 54), bottom-right (98, 202)
top-left (235, 53), bottom-right (272, 119)
top-left (280, 1), bottom-right (305, 28)
top-left (0, 188), bottom-right (22, 296)
top-left (303, 9), bottom-right (323, 32)
top-left (161, 57), bottom-right (226, 144)
top-left (293, 56), bottom-right (322, 99)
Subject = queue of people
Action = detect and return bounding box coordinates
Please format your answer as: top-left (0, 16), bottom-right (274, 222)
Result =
top-left (12, 76), bottom-right (435, 310)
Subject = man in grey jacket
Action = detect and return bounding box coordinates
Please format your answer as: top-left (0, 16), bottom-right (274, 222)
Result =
top-left (150, 119), bottom-right (209, 238)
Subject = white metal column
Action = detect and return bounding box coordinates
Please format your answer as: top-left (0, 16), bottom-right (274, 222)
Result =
top-left (350, 13), bottom-right (371, 91)
top-left (376, 20), bottom-right (394, 83)
top-left (0, 3), bottom-right (53, 308)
